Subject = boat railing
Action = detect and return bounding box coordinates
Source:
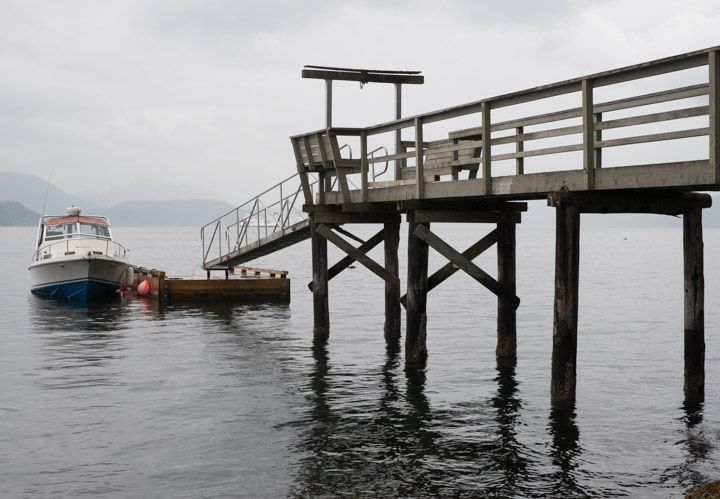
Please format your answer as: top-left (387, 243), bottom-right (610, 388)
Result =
top-left (32, 239), bottom-right (129, 262)
top-left (200, 173), bottom-right (314, 267)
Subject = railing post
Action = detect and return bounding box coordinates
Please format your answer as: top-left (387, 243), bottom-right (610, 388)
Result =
top-left (582, 79), bottom-right (596, 190)
top-left (361, 130), bottom-right (368, 202)
top-left (395, 83), bottom-right (402, 181)
top-left (710, 51), bottom-right (719, 183)
top-left (291, 138), bottom-right (314, 207)
top-left (594, 112), bottom-right (603, 170)
top-left (415, 117), bottom-right (424, 199)
top-left (515, 126), bottom-right (524, 175)
top-left (482, 101), bottom-right (492, 194)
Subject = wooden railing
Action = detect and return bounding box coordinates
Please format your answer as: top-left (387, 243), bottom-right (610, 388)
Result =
top-left (291, 46), bottom-right (719, 205)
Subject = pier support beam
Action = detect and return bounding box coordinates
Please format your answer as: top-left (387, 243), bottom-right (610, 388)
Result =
top-left (310, 214), bottom-right (329, 337)
top-left (497, 222), bottom-right (517, 359)
top-left (551, 204), bottom-right (580, 404)
top-left (384, 221), bottom-right (401, 342)
top-left (406, 210), bottom-right (429, 364)
top-left (683, 207), bottom-right (705, 400)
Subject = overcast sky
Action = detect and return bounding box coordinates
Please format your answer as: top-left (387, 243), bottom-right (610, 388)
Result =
top-left (1, 0), bottom-right (719, 204)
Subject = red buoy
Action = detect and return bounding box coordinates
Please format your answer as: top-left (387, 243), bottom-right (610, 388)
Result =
top-left (137, 279), bottom-right (150, 296)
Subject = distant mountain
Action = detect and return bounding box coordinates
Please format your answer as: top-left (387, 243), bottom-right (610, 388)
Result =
top-left (106, 199), bottom-right (234, 227)
top-left (0, 201), bottom-right (40, 226)
top-left (0, 172), bottom-right (234, 226)
top-left (0, 172), bottom-right (103, 215)
top-left (76, 178), bottom-right (227, 206)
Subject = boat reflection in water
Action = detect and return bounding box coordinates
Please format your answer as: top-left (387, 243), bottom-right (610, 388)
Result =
top-left (28, 294), bottom-right (134, 390)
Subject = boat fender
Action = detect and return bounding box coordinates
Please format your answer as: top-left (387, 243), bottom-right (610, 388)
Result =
top-left (137, 280), bottom-right (150, 296)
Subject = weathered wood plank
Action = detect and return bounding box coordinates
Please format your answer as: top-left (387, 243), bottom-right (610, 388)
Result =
top-left (582, 79), bottom-right (596, 190)
top-left (414, 210), bottom-right (521, 224)
top-left (291, 138), bottom-right (314, 206)
top-left (491, 125), bottom-right (583, 146)
top-left (596, 127), bottom-right (709, 149)
top-left (316, 224), bottom-right (399, 285)
top-left (415, 117), bottom-right (424, 199)
top-left (548, 190), bottom-right (712, 215)
top-left (361, 130), bottom-right (369, 202)
top-left (596, 106), bottom-right (708, 131)
top-left (413, 224), bottom-right (519, 307)
top-left (482, 101), bottom-right (492, 193)
top-left (710, 51), bottom-right (719, 182)
top-left (491, 143), bottom-right (583, 162)
top-left (323, 160), bottom-right (714, 205)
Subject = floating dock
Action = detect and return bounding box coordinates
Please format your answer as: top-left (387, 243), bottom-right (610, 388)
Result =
top-left (130, 265), bottom-right (290, 304)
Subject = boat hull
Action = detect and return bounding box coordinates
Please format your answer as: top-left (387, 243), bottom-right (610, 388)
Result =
top-left (29, 256), bottom-right (129, 300)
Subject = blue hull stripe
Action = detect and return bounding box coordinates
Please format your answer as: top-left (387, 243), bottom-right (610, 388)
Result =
top-left (31, 279), bottom-right (121, 300)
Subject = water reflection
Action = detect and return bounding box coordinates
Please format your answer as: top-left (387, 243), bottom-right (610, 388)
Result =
top-left (28, 294), bottom-right (135, 389)
top-left (670, 397), bottom-right (715, 493)
top-left (547, 400), bottom-right (584, 497)
top-left (491, 357), bottom-right (528, 490)
top-left (291, 335), bottom-right (536, 497)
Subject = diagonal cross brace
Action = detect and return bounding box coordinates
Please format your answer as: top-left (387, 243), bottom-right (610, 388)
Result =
top-left (400, 228), bottom-right (499, 306)
top-left (308, 229), bottom-right (385, 291)
top-left (315, 224), bottom-right (399, 286)
top-left (413, 224), bottom-right (520, 308)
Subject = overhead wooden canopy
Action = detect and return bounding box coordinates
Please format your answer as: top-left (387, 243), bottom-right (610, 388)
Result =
top-left (302, 65), bottom-right (424, 85)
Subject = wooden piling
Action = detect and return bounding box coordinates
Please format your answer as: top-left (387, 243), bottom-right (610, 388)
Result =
top-left (384, 221), bottom-right (401, 342)
top-left (497, 223), bottom-right (517, 359)
top-left (311, 214), bottom-right (330, 337)
top-left (683, 207), bottom-right (705, 399)
top-left (551, 204), bottom-right (580, 403)
top-left (406, 210), bottom-right (429, 363)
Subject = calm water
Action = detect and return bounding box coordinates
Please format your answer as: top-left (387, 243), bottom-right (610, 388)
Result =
top-left (1, 224), bottom-right (719, 498)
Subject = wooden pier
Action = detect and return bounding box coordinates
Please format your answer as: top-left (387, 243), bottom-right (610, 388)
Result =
top-left (204, 46), bottom-right (719, 405)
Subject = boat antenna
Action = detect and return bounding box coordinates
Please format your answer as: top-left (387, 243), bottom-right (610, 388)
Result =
top-left (41, 172), bottom-right (52, 216)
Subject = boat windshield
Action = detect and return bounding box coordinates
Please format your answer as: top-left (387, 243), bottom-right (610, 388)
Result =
top-left (79, 222), bottom-right (111, 238)
top-left (43, 222), bottom-right (110, 241)
top-left (44, 222), bottom-right (78, 240)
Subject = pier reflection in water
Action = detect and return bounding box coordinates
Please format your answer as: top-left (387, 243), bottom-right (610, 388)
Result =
top-left (291, 335), bottom-right (577, 498)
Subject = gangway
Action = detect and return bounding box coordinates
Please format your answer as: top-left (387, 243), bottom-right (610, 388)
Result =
top-left (201, 174), bottom-right (313, 270)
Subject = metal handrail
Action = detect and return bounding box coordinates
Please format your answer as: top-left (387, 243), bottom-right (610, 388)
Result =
top-left (32, 239), bottom-right (128, 262)
top-left (370, 146), bottom-right (389, 180)
top-left (201, 173), bottom-right (314, 267)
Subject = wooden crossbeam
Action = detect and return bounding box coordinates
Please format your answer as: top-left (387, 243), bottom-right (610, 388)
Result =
top-left (414, 210), bottom-right (521, 224)
top-left (413, 224), bottom-right (520, 308)
top-left (308, 229), bottom-right (384, 291)
top-left (548, 190), bottom-right (712, 214)
top-left (315, 224), bottom-right (399, 285)
top-left (329, 224), bottom-right (365, 244)
top-left (400, 229), bottom-right (499, 306)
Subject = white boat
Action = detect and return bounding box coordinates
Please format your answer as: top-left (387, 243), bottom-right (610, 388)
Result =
top-left (28, 207), bottom-right (130, 300)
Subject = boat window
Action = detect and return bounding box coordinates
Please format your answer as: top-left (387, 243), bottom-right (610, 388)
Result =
top-left (44, 223), bottom-right (77, 240)
top-left (79, 223), bottom-right (110, 238)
